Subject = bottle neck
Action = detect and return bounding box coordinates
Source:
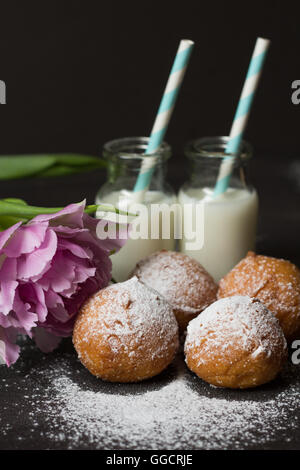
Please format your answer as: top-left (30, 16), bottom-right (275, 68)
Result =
top-left (106, 156), bottom-right (165, 186)
top-left (103, 137), bottom-right (171, 193)
top-left (184, 136), bottom-right (253, 190)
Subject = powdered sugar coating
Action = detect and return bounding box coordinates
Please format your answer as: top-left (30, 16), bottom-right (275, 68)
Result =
top-left (218, 251), bottom-right (300, 340)
top-left (73, 277), bottom-right (179, 381)
top-left (132, 250), bottom-right (217, 315)
top-left (186, 296), bottom-right (286, 358)
top-left (185, 296), bottom-right (287, 388)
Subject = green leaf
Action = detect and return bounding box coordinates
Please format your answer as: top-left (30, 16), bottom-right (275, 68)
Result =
top-left (39, 163), bottom-right (104, 177)
top-left (2, 198), bottom-right (28, 205)
top-left (0, 215), bottom-right (27, 230)
top-left (0, 200), bottom-right (63, 218)
top-left (0, 154), bottom-right (107, 180)
top-left (0, 156), bottom-right (56, 179)
top-left (48, 154), bottom-right (105, 167)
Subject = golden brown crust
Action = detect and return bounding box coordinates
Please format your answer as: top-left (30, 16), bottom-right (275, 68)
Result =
top-left (184, 296), bottom-right (287, 389)
top-left (132, 250), bottom-right (218, 331)
top-left (218, 251), bottom-right (300, 341)
top-left (73, 277), bottom-right (179, 382)
top-left (185, 343), bottom-right (287, 389)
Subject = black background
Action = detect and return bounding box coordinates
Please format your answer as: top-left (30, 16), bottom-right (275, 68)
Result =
top-left (0, 1), bottom-right (300, 451)
top-left (0, 0), bottom-right (299, 158)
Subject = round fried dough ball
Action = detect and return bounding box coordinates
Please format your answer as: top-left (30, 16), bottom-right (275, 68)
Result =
top-left (184, 296), bottom-right (287, 389)
top-left (73, 277), bottom-right (179, 382)
top-left (218, 251), bottom-right (300, 341)
top-left (132, 250), bottom-right (218, 331)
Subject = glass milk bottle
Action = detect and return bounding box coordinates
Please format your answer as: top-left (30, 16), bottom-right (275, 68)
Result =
top-left (178, 136), bottom-right (258, 282)
top-left (95, 137), bottom-right (177, 282)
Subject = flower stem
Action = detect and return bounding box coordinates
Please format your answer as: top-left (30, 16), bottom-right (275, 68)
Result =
top-left (0, 200), bottom-right (135, 225)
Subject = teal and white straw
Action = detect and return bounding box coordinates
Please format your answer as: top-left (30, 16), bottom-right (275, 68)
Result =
top-left (213, 37), bottom-right (270, 197)
top-left (132, 39), bottom-right (194, 203)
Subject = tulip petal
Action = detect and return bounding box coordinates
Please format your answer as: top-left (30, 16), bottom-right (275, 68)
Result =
top-left (0, 326), bottom-right (20, 366)
top-left (18, 283), bottom-right (47, 323)
top-left (4, 223), bottom-right (48, 257)
top-left (0, 257), bottom-right (17, 281)
top-left (31, 202), bottom-right (85, 228)
top-left (57, 238), bottom-right (90, 258)
top-left (13, 291), bottom-right (38, 334)
top-left (0, 281), bottom-right (18, 316)
top-left (0, 222), bottom-right (22, 252)
top-left (39, 251), bottom-right (76, 293)
top-left (17, 229), bottom-right (57, 280)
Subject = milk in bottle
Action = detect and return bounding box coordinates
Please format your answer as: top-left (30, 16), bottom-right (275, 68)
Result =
top-left (95, 137), bottom-right (176, 281)
top-left (178, 137), bottom-right (258, 281)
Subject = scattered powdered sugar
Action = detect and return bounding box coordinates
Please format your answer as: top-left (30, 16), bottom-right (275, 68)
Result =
top-left (1, 343), bottom-right (300, 450)
top-left (185, 296), bottom-right (287, 361)
top-left (133, 250), bottom-right (217, 315)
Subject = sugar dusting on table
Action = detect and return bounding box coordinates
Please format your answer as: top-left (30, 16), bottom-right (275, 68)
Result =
top-left (1, 340), bottom-right (299, 450)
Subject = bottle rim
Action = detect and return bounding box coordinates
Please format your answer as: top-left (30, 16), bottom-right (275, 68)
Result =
top-left (103, 136), bottom-right (172, 161)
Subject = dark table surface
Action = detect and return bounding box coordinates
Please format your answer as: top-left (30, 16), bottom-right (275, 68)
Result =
top-left (0, 152), bottom-right (300, 450)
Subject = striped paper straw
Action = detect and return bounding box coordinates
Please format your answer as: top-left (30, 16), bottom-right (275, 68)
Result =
top-left (131, 39), bottom-right (194, 203)
top-left (213, 37), bottom-right (270, 197)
